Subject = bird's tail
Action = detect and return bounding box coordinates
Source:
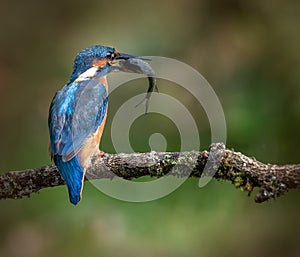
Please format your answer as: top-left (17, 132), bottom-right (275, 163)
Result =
top-left (54, 155), bottom-right (85, 205)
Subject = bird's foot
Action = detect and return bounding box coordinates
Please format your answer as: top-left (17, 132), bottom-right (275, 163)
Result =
top-left (98, 151), bottom-right (105, 157)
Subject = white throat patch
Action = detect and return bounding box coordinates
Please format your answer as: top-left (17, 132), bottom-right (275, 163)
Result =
top-left (75, 67), bottom-right (98, 82)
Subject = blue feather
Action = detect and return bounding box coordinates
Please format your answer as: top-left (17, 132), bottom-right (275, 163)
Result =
top-left (54, 155), bottom-right (83, 205)
top-left (49, 77), bottom-right (108, 161)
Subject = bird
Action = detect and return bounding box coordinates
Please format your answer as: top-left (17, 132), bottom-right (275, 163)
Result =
top-left (48, 45), bottom-right (148, 205)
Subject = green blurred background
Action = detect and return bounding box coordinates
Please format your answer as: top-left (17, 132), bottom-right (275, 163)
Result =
top-left (0, 0), bottom-right (299, 256)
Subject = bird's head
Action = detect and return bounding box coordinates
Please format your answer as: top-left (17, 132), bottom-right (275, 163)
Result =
top-left (69, 45), bottom-right (143, 83)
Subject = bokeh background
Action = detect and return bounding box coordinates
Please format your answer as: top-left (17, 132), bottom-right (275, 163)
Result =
top-left (0, 0), bottom-right (299, 256)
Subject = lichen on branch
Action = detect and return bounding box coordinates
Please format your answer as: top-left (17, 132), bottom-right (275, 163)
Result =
top-left (0, 143), bottom-right (299, 203)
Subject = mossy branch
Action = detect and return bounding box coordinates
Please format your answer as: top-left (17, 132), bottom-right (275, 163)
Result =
top-left (0, 143), bottom-right (299, 203)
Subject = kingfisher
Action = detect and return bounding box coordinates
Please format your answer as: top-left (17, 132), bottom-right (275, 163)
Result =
top-left (48, 45), bottom-right (150, 205)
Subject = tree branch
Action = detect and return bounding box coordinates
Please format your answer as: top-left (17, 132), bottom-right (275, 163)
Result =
top-left (0, 143), bottom-right (299, 203)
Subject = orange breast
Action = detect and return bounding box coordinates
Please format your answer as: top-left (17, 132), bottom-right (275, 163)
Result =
top-left (94, 115), bottom-right (107, 145)
top-left (98, 76), bottom-right (108, 91)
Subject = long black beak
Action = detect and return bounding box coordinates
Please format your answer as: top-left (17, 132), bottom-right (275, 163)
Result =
top-left (116, 52), bottom-right (150, 61)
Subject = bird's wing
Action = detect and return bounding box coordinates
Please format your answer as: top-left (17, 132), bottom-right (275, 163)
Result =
top-left (49, 75), bottom-right (108, 162)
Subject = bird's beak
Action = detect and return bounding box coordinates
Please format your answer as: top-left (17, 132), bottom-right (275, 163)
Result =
top-left (115, 52), bottom-right (150, 61)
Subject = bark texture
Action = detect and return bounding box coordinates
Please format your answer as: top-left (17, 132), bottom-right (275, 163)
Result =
top-left (0, 143), bottom-right (299, 203)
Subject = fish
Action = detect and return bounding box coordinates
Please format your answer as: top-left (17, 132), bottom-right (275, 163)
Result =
top-left (114, 58), bottom-right (158, 113)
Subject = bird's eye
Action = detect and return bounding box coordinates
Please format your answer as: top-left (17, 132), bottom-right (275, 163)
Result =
top-left (106, 52), bottom-right (115, 60)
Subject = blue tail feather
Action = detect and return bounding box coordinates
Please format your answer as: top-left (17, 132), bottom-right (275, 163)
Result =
top-left (54, 155), bottom-right (84, 205)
